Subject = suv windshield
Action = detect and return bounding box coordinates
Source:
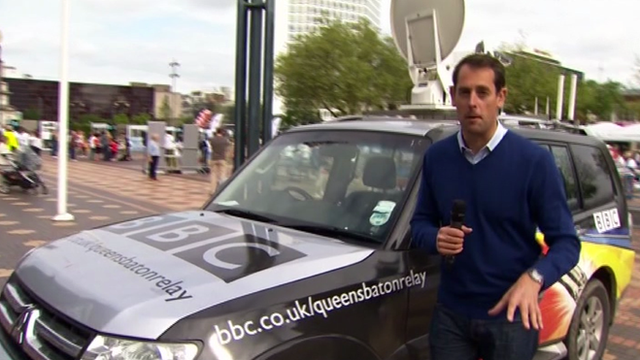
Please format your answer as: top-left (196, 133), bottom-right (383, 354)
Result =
top-left (207, 130), bottom-right (430, 244)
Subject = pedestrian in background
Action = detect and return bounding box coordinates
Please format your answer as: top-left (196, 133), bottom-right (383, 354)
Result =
top-left (209, 128), bottom-right (231, 194)
top-left (29, 130), bottom-right (43, 156)
top-left (410, 53), bottom-right (580, 360)
top-left (147, 133), bottom-right (161, 181)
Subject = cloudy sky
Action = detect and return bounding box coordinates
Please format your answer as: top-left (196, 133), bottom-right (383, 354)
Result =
top-left (0, 0), bottom-right (638, 93)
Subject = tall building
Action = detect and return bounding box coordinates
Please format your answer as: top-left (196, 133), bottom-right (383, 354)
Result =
top-left (275, 0), bottom-right (382, 58)
top-left (273, 0), bottom-right (383, 114)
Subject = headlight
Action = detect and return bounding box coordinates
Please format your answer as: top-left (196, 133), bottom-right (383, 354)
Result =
top-left (81, 335), bottom-right (199, 360)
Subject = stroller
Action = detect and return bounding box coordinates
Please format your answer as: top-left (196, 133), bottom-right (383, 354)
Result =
top-left (0, 147), bottom-right (48, 195)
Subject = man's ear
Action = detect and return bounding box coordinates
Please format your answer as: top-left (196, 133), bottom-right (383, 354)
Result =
top-left (450, 86), bottom-right (456, 106)
top-left (497, 86), bottom-right (508, 108)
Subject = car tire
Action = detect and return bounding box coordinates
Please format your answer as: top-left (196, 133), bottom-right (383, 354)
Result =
top-left (565, 279), bottom-right (611, 360)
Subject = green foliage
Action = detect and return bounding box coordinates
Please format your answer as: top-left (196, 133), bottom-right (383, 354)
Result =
top-left (112, 113), bottom-right (129, 125)
top-left (280, 106), bottom-right (321, 130)
top-left (220, 104), bottom-right (236, 125)
top-left (577, 80), bottom-right (626, 121)
top-left (160, 96), bottom-right (172, 120)
top-left (499, 43), bottom-right (628, 122)
top-left (76, 113), bottom-right (106, 125)
top-left (275, 18), bottom-right (412, 126)
top-left (71, 113), bottom-right (105, 134)
top-left (22, 108), bottom-right (41, 120)
top-left (503, 54), bottom-right (562, 115)
top-left (131, 113), bottom-right (152, 125)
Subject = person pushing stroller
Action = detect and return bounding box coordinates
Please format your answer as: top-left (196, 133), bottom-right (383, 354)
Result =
top-left (0, 145), bottom-right (48, 195)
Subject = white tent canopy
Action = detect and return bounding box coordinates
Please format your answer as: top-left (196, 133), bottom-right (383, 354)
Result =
top-left (582, 122), bottom-right (640, 142)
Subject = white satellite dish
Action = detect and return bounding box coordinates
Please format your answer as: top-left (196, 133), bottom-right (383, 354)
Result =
top-left (390, 0), bottom-right (465, 109)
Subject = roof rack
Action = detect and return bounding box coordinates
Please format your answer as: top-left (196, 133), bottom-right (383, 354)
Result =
top-left (499, 114), bottom-right (586, 135)
top-left (334, 115), bottom-right (365, 122)
top-left (330, 113), bottom-right (587, 135)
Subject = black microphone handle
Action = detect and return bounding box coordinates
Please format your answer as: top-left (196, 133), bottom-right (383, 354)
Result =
top-left (445, 220), bottom-right (464, 266)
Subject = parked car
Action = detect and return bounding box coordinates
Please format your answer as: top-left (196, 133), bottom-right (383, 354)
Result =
top-left (0, 116), bottom-right (634, 360)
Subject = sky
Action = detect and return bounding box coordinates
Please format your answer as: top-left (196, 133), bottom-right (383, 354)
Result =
top-left (0, 0), bottom-right (638, 93)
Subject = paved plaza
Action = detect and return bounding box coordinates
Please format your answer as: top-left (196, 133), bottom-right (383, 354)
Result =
top-left (0, 155), bottom-right (638, 359)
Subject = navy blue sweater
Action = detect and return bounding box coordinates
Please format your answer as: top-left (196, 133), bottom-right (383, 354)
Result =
top-left (410, 131), bottom-right (581, 319)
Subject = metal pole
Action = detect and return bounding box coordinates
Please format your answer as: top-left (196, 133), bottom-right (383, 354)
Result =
top-left (556, 74), bottom-right (565, 121)
top-left (233, 0), bottom-right (248, 169)
top-left (53, 0), bottom-right (74, 222)
top-left (546, 97), bottom-right (550, 116)
top-left (169, 60), bottom-right (180, 125)
top-left (261, 0), bottom-right (275, 144)
top-left (247, 0), bottom-right (264, 158)
top-left (567, 74), bottom-right (578, 124)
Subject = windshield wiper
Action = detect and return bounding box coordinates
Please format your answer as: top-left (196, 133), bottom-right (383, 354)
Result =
top-left (213, 208), bottom-right (278, 224)
top-left (281, 224), bottom-right (378, 244)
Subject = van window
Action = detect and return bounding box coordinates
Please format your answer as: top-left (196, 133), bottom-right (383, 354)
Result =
top-left (570, 145), bottom-right (616, 209)
top-left (549, 146), bottom-right (579, 211)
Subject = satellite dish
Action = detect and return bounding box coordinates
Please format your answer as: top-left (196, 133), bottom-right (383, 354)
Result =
top-left (390, 0), bottom-right (465, 109)
top-left (391, 0), bottom-right (465, 68)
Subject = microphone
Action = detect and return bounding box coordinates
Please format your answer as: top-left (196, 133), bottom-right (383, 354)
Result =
top-left (446, 200), bottom-right (467, 267)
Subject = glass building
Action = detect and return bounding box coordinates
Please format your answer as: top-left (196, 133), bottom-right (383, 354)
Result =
top-left (5, 78), bottom-right (155, 122)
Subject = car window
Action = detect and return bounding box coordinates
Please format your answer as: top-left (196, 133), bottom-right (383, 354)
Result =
top-left (272, 144), bottom-right (334, 199)
top-left (570, 144), bottom-right (616, 210)
top-left (209, 131), bottom-right (429, 244)
top-left (549, 146), bottom-right (579, 211)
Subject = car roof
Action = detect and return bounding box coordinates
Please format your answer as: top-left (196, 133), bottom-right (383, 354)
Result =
top-left (284, 116), bottom-right (608, 148)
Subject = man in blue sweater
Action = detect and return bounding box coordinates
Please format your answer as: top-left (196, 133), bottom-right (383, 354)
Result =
top-left (410, 54), bottom-right (581, 360)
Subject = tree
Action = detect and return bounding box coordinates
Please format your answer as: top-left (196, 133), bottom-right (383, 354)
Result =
top-left (112, 113), bottom-right (129, 125)
top-left (503, 56), bottom-right (561, 115)
top-left (220, 104), bottom-right (235, 126)
top-left (274, 18), bottom-right (412, 126)
top-left (74, 114), bottom-right (106, 134)
top-left (160, 96), bottom-right (172, 120)
top-left (131, 113), bottom-right (151, 125)
top-left (590, 81), bottom-right (626, 120)
top-left (23, 108), bottom-right (41, 120)
top-left (574, 80), bottom-right (625, 122)
top-left (499, 44), bottom-right (563, 116)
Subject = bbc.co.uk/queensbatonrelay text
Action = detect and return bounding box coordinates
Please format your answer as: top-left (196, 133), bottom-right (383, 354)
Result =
top-left (214, 270), bottom-right (427, 344)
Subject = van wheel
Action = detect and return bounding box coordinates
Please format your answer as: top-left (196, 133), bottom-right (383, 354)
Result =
top-left (565, 279), bottom-right (610, 360)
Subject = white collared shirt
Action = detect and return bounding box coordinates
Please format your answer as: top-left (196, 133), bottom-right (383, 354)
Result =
top-left (457, 121), bottom-right (508, 164)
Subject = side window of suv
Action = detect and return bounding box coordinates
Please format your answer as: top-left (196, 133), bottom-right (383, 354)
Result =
top-left (549, 146), bottom-right (579, 211)
top-left (570, 144), bottom-right (616, 209)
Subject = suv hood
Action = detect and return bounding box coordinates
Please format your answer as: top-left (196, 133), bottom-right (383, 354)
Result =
top-left (14, 211), bottom-right (374, 339)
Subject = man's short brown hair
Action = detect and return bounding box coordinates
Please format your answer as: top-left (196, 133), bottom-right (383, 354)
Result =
top-left (452, 54), bottom-right (506, 92)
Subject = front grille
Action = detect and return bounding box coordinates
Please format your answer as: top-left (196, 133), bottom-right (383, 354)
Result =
top-left (0, 280), bottom-right (93, 360)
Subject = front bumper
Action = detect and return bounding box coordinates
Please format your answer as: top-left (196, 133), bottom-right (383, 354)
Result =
top-left (0, 325), bottom-right (28, 360)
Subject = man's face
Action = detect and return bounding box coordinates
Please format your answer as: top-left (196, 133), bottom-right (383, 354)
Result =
top-left (451, 65), bottom-right (507, 136)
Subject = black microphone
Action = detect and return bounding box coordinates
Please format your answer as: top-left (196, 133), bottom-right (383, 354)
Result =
top-left (446, 200), bottom-right (467, 267)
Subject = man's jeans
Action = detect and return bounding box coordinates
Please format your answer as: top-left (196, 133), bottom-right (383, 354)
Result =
top-left (429, 305), bottom-right (538, 360)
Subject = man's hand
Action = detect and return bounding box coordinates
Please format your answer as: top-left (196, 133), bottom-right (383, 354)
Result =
top-left (436, 226), bottom-right (472, 256)
top-left (488, 273), bottom-right (543, 330)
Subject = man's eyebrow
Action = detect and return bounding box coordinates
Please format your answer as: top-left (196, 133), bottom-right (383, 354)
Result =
top-left (457, 85), bottom-right (492, 91)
